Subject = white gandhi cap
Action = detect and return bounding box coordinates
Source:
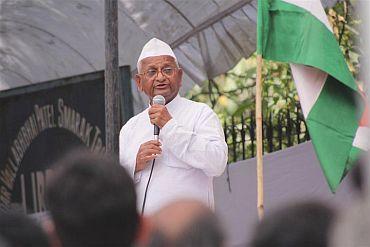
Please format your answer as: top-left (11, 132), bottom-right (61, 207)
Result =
top-left (137, 38), bottom-right (178, 71)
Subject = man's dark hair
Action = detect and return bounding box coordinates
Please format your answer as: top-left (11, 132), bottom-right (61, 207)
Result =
top-left (0, 211), bottom-right (50, 247)
top-left (45, 149), bottom-right (139, 247)
top-left (349, 153), bottom-right (368, 195)
top-left (250, 201), bottom-right (336, 247)
top-left (174, 212), bottom-right (224, 247)
top-left (148, 200), bottom-right (224, 247)
top-left (148, 211), bottom-right (224, 247)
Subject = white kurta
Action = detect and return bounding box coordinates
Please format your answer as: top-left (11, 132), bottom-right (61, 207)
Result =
top-left (119, 95), bottom-right (228, 214)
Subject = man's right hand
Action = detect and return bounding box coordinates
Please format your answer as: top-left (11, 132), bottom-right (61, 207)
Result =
top-left (135, 140), bottom-right (162, 173)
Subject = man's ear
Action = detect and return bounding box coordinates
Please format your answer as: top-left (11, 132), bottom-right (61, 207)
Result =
top-left (135, 74), bottom-right (143, 91)
top-left (177, 68), bottom-right (183, 87)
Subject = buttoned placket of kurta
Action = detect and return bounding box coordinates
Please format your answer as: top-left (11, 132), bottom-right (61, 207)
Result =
top-left (133, 95), bottom-right (181, 183)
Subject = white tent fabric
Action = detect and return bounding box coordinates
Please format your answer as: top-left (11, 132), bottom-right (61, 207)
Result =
top-left (0, 0), bottom-right (339, 112)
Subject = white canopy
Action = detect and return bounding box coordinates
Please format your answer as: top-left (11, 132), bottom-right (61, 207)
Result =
top-left (0, 0), bottom-right (339, 110)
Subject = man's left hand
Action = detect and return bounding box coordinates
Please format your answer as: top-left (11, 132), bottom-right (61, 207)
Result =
top-left (148, 105), bottom-right (172, 128)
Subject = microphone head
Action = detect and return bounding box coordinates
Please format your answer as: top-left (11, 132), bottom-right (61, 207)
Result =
top-left (153, 95), bottom-right (166, 106)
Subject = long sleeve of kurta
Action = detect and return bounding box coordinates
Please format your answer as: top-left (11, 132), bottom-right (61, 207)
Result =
top-left (119, 120), bottom-right (143, 183)
top-left (160, 107), bottom-right (228, 177)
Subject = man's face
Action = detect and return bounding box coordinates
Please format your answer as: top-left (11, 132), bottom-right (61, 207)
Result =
top-left (135, 55), bottom-right (182, 104)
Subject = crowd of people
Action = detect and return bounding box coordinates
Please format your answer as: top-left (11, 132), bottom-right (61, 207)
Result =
top-left (0, 149), bottom-right (368, 247)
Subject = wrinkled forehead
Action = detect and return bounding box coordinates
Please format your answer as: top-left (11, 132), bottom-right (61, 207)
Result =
top-left (140, 55), bottom-right (178, 70)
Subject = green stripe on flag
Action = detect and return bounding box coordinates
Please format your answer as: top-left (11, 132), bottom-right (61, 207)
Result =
top-left (307, 75), bottom-right (360, 191)
top-left (345, 146), bottom-right (361, 174)
top-left (260, 0), bottom-right (356, 91)
top-left (257, 0), bottom-right (268, 55)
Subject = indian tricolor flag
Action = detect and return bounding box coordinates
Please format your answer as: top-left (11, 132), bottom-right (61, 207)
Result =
top-left (257, 0), bottom-right (369, 192)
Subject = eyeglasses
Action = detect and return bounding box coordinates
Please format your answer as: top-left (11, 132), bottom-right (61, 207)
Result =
top-left (140, 67), bottom-right (177, 79)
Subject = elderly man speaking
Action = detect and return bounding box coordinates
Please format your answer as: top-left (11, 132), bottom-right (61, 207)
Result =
top-left (119, 38), bottom-right (228, 214)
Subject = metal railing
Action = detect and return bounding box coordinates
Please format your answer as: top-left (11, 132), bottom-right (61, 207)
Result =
top-left (224, 104), bottom-right (310, 163)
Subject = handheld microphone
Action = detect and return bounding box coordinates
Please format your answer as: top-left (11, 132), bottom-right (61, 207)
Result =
top-left (152, 95), bottom-right (166, 140)
top-left (142, 94), bottom-right (165, 215)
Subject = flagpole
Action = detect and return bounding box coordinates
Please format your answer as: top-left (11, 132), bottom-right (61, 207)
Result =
top-left (256, 54), bottom-right (264, 220)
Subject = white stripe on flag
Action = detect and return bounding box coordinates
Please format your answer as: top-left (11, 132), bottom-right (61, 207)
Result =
top-left (290, 64), bottom-right (327, 118)
top-left (353, 126), bottom-right (370, 150)
top-left (282, 0), bottom-right (333, 32)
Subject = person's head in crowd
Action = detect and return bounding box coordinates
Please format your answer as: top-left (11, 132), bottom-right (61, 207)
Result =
top-left (45, 149), bottom-right (139, 247)
top-left (0, 236), bottom-right (10, 247)
top-left (148, 199), bottom-right (224, 247)
top-left (0, 211), bottom-right (50, 247)
top-left (250, 201), bottom-right (336, 247)
top-left (348, 152), bottom-right (368, 196)
top-left (329, 199), bottom-right (370, 247)
top-left (135, 38), bottom-right (183, 104)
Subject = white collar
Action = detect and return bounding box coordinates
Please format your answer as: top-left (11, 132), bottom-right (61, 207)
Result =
top-left (165, 94), bottom-right (181, 112)
top-left (148, 94), bottom-right (181, 112)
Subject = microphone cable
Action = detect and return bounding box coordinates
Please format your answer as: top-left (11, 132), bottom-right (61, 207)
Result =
top-left (141, 158), bottom-right (156, 215)
top-left (141, 95), bottom-right (164, 215)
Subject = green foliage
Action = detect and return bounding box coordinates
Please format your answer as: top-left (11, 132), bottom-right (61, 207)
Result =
top-left (327, 0), bottom-right (362, 80)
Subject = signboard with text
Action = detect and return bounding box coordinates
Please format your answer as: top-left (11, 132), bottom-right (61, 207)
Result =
top-left (0, 72), bottom-right (106, 213)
